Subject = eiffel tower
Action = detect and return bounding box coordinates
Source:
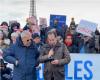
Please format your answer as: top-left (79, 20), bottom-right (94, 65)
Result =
top-left (29, 0), bottom-right (37, 18)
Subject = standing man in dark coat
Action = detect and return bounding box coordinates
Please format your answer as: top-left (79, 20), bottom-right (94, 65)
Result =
top-left (3, 30), bottom-right (39, 80)
top-left (39, 31), bottom-right (71, 80)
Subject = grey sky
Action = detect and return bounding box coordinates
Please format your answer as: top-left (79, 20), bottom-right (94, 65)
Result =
top-left (0, 0), bottom-right (30, 26)
top-left (0, 0), bottom-right (100, 30)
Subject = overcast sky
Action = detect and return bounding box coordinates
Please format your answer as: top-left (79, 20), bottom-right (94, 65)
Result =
top-left (0, 0), bottom-right (100, 30)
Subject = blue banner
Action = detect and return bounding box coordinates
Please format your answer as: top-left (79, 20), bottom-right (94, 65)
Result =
top-left (50, 14), bottom-right (66, 27)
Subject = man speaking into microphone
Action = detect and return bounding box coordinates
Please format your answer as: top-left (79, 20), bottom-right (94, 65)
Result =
top-left (39, 30), bottom-right (71, 80)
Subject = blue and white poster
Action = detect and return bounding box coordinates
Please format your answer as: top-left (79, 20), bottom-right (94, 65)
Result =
top-left (65, 54), bottom-right (100, 80)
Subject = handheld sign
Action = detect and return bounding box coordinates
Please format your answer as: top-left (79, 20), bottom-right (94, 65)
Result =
top-left (39, 17), bottom-right (47, 29)
top-left (39, 17), bottom-right (47, 26)
top-left (50, 14), bottom-right (66, 27)
top-left (76, 20), bottom-right (98, 37)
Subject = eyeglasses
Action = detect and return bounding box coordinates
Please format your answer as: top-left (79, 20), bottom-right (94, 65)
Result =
top-left (30, 23), bottom-right (36, 26)
top-left (66, 38), bottom-right (72, 39)
top-left (22, 37), bottom-right (32, 43)
top-left (27, 39), bottom-right (31, 42)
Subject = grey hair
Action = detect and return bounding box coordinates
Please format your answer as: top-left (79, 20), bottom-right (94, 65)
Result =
top-left (11, 32), bottom-right (19, 37)
top-left (20, 30), bottom-right (31, 38)
top-left (47, 29), bottom-right (58, 38)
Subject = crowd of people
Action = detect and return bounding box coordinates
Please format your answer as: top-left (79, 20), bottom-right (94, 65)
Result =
top-left (0, 16), bottom-right (100, 80)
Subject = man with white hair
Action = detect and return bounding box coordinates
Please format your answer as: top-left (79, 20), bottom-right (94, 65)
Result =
top-left (3, 30), bottom-right (39, 80)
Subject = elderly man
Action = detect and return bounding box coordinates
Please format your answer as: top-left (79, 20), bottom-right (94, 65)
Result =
top-left (3, 30), bottom-right (39, 80)
top-left (39, 31), bottom-right (71, 80)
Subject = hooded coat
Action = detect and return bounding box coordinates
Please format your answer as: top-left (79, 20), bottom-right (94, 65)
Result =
top-left (3, 37), bottom-right (39, 80)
